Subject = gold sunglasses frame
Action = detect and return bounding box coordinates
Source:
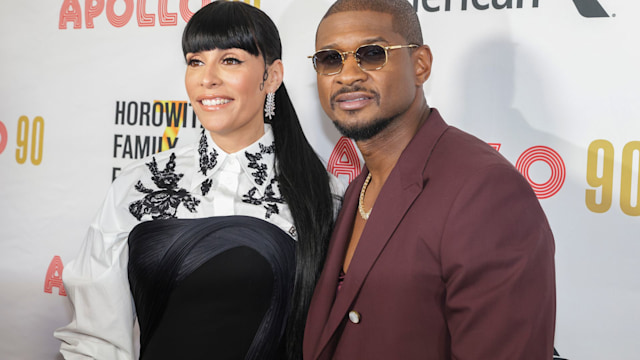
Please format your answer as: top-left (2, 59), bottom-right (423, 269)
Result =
top-left (308, 44), bottom-right (419, 76)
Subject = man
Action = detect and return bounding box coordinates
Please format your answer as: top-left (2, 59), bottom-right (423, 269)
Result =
top-left (303, 0), bottom-right (556, 359)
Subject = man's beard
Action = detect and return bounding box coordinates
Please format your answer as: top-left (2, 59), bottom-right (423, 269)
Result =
top-left (332, 115), bottom-right (396, 141)
top-left (329, 85), bottom-right (396, 141)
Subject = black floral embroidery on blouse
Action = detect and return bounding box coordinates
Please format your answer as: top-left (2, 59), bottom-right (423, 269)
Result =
top-left (242, 178), bottom-right (285, 219)
top-left (198, 130), bottom-right (218, 176)
top-left (201, 178), bottom-right (213, 197)
top-left (245, 142), bottom-right (275, 186)
top-left (259, 142), bottom-right (275, 154)
top-left (129, 153), bottom-right (200, 220)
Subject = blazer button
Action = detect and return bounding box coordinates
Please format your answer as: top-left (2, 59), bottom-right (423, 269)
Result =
top-left (348, 310), bottom-right (361, 324)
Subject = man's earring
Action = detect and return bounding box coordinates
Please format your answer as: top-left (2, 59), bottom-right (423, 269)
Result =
top-left (264, 92), bottom-right (276, 120)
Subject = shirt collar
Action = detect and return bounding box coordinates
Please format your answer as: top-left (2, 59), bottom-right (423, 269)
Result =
top-left (190, 125), bottom-right (277, 196)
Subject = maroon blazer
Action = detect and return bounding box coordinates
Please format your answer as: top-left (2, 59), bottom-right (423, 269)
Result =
top-left (303, 109), bottom-right (556, 359)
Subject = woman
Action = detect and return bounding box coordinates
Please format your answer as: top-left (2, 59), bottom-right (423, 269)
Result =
top-left (54, 2), bottom-right (342, 359)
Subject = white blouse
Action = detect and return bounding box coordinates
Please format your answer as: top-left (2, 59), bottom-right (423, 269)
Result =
top-left (54, 125), bottom-right (344, 359)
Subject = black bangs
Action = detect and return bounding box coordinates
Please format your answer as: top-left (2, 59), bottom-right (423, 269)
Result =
top-left (182, 2), bottom-right (261, 58)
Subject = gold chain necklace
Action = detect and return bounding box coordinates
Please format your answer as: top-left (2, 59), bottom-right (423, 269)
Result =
top-left (358, 173), bottom-right (373, 220)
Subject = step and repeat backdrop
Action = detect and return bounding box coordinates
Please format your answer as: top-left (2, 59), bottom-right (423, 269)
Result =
top-left (0, 0), bottom-right (638, 359)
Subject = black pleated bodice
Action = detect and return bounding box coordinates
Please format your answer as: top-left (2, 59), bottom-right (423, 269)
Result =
top-left (127, 216), bottom-right (295, 360)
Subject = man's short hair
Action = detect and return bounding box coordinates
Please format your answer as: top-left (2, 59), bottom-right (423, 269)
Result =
top-left (322, 0), bottom-right (423, 45)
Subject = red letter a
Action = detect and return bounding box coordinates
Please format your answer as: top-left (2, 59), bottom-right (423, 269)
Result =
top-left (44, 256), bottom-right (67, 296)
top-left (327, 137), bottom-right (361, 184)
top-left (59, 0), bottom-right (82, 29)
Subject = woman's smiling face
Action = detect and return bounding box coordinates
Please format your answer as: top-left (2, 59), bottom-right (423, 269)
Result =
top-left (185, 48), bottom-right (270, 152)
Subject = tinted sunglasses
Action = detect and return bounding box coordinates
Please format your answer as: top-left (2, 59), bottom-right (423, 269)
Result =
top-left (308, 44), bottom-right (418, 76)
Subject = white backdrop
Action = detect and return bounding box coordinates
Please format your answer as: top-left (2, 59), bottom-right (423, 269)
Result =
top-left (1, 1), bottom-right (638, 359)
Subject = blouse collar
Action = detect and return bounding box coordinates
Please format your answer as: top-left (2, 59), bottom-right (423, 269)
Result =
top-left (190, 125), bottom-right (277, 197)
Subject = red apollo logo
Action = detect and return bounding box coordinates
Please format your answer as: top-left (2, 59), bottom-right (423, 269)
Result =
top-left (59, 0), bottom-right (210, 29)
top-left (327, 139), bottom-right (566, 199)
top-left (515, 145), bottom-right (566, 199)
top-left (59, 0), bottom-right (262, 29)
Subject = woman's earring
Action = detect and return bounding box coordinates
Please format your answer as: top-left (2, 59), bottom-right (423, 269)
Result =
top-left (264, 92), bottom-right (276, 120)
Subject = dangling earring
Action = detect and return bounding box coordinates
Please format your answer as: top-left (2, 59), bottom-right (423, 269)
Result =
top-left (264, 92), bottom-right (276, 120)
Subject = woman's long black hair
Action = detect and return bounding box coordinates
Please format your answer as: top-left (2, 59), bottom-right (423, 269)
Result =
top-left (182, 2), bottom-right (336, 358)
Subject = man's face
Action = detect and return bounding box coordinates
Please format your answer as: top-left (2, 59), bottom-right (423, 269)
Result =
top-left (314, 11), bottom-right (418, 140)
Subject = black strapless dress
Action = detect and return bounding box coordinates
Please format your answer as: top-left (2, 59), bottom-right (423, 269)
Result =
top-left (128, 216), bottom-right (295, 359)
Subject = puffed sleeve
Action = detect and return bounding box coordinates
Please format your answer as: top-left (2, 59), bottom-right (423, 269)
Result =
top-left (441, 164), bottom-right (556, 359)
top-left (54, 170), bottom-right (142, 360)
